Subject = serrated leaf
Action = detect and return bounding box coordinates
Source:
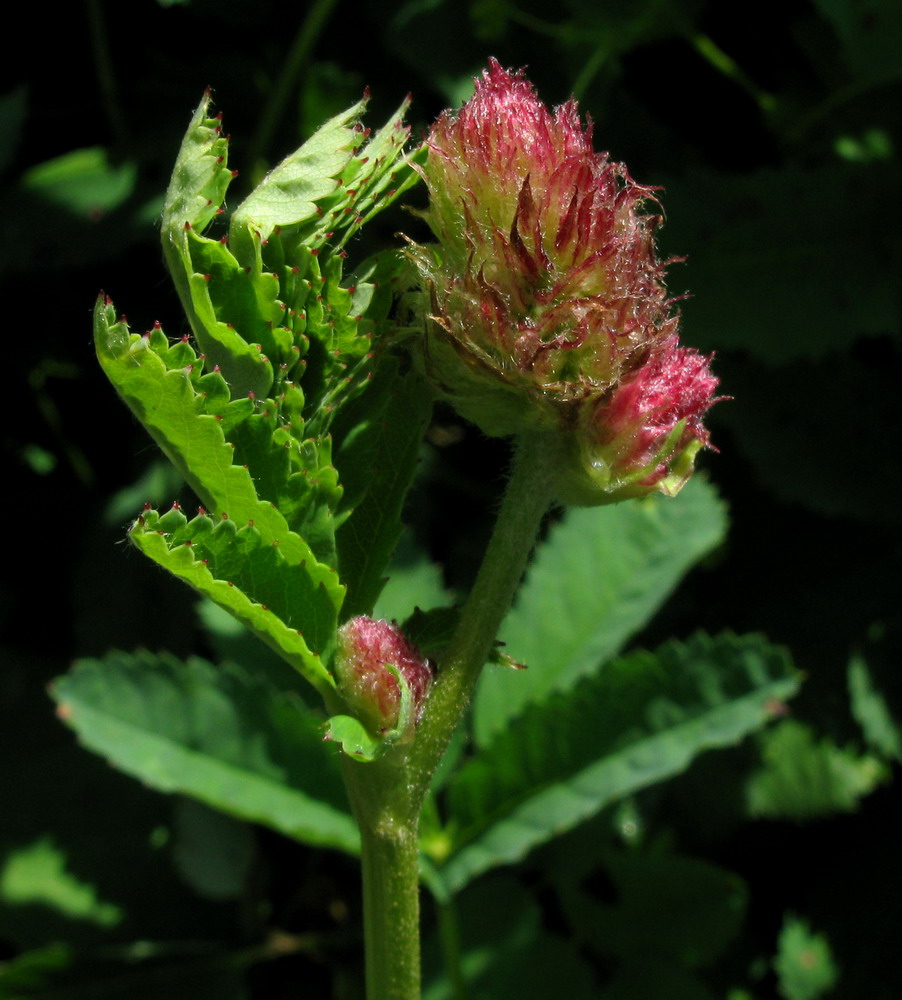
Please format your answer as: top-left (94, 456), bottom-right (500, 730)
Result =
top-left (162, 91), bottom-right (232, 234)
top-left (231, 95), bottom-right (420, 250)
top-left (474, 475), bottom-right (727, 746)
top-left (51, 652), bottom-right (358, 855)
top-left (231, 99), bottom-right (365, 243)
top-left (745, 719), bottom-right (887, 820)
top-left (130, 508), bottom-right (340, 698)
top-left (94, 300), bottom-right (318, 563)
top-left (431, 632), bottom-right (798, 897)
top-left (159, 93), bottom-right (271, 397)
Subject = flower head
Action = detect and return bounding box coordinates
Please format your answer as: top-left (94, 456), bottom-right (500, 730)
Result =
top-left (334, 617), bottom-right (432, 742)
top-left (408, 59), bottom-right (720, 503)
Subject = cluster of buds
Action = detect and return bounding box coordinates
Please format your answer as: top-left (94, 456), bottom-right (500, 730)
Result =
top-left (408, 59), bottom-right (719, 504)
top-left (334, 617), bottom-right (433, 743)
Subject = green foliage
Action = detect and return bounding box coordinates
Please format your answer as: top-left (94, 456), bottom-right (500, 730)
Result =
top-left (545, 829), bottom-right (749, 999)
top-left (775, 915), bottom-right (839, 1000)
top-left (426, 632), bottom-right (798, 897)
top-left (848, 650), bottom-right (902, 762)
top-left (745, 719), bottom-right (887, 819)
top-left (95, 91), bottom-right (432, 698)
top-left (474, 475), bottom-right (728, 745)
top-left (128, 501), bottom-right (341, 698)
top-left (51, 652), bottom-right (358, 855)
top-left (422, 873), bottom-right (598, 999)
top-left (0, 840), bottom-right (123, 930)
top-left (11, 0), bottom-right (900, 994)
top-left (22, 148), bottom-right (136, 217)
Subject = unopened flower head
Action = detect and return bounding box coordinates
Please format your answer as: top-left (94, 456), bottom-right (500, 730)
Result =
top-left (409, 59), bottom-right (720, 503)
top-left (335, 617), bottom-right (432, 742)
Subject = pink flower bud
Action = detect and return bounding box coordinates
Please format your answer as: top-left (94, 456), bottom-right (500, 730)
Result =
top-left (334, 617), bottom-right (432, 741)
top-left (408, 59), bottom-right (720, 503)
top-left (561, 336), bottom-right (720, 503)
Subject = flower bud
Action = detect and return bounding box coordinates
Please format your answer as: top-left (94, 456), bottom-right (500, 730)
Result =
top-left (408, 59), bottom-right (720, 503)
top-left (559, 336), bottom-right (719, 504)
top-left (334, 617), bottom-right (432, 742)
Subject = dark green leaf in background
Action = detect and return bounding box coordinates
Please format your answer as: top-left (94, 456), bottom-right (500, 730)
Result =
top-left (421, 873), bottom-right (598, 1000)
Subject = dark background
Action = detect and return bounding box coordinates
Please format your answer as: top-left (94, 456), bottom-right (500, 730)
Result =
top-left (1, 0), bottom-right (900, 997)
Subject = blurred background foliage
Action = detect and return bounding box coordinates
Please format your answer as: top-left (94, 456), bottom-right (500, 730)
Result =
top-left (1, 0), bottom-right (900, 996)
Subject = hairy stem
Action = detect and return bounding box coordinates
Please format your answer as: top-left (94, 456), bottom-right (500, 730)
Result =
top-left (408, 431), bottom-right (558, 795)
top-left (343, 431), bottom-right (558, 998)
top-left (343, 754), bottom-right (422, 1000)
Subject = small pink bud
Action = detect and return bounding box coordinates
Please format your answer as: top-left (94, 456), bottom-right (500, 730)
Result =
top-left (334, 617), bottom-right (432, 741)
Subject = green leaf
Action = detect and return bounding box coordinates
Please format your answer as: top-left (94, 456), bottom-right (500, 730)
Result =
top-left (333, 357), bottom-right (434, 619)
top-left (159, 93), bottom-right (270, 398)
top-left (51, 652), bottom-right (358, 855)
top-left (93, 300), bottom-right (316, 565)
top-left (745, 719), bottom-right (887, 819)
top-left (373, 533), bottom-right (452, 625)
top-left (848, 650), bottom-right (902, 762)
top-left (431, 633), bottom-right (798, 897)
top-left (0, 838), bottom-right (123, 929)
top-left (323, 715), bottom-right (388, 762)
top-left (474, 475), bottom-right (727, 746)
top-left (548, 834), bottom-right (747, 970)
top-left (231, 99), bottom-right (365, 244)
top-left (774, 914), bottom-right (839, 1000)
top-left (129, 507), bottom-right (340, 698)
top-left (22, 147), bottom-right (136, 217)
top-left (231, 95), bottom-right (421, 249)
